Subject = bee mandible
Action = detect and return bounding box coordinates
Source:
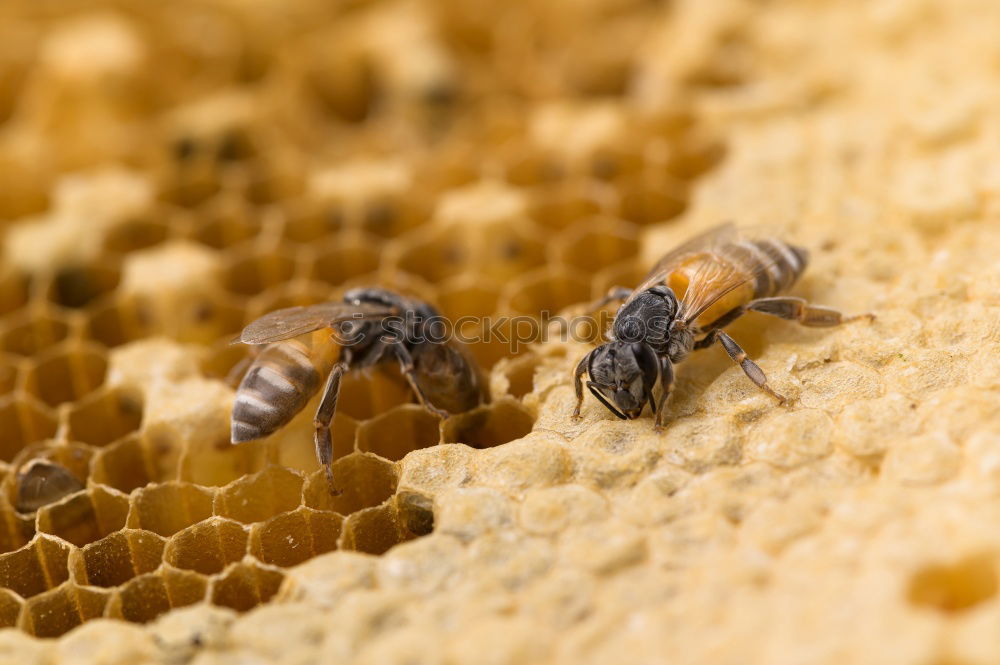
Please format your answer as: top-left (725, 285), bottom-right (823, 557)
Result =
top-left (231, 287), bottom-right (486, 493)
top-left (573, 223), bottom-right (873, 429)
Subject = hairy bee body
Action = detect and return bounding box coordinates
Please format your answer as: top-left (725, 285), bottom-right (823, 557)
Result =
top-left (574, 223), bottom-right (870, 428)
top-left (230, 334), bottom-right (331, 443)
top-left (230, 287), bottom-right (485, 494)
top-left (656, 236), bottom-right (809, 331)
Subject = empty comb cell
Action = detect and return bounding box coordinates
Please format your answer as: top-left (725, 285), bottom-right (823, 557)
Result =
top-left (35, 485), bottom-right (129, 547)
top-left (84, 295), bottom-right (155, 348)
top-left (66, 387), bottom-right (143, 447)
top-left (249, 506), bottom-right (342, 568)
top-left (335, 369), bottom-right (413, 422)
top-left (68, 529), bottom-right (166, 588)
top-left (188, 196), bottom-right (264, 250)
top-left (390, 231), bottom-right (468, 284)
top-left (172, 295), bottom-right (246, 346)
top-left (0, 498), bottom-right (35, 555)
top-left (554, 219), bottom-right (639, 273)
top-left (199, 335), bottom-right (251, 384)
top-left (0, 354), bottom-right (16, 394)
top-left (0, 309), bottom-right (70, 357)
top-left (208, 560), bottom-right (285, 613)
top-left (102, 215), bottom-right (170, 254)
top-left (177, 435), bottom-right (269, 489)
top-left (229, 161), bottom-right (305, 207)
top-left (462, 318), bottom-right (518, 370)
top-left (666, 130), bottom-right (726, 180)
top-left (213, 466), bottom-right (304, 525)
top-left (222, 246), bottom-right (298, 297)
top-left (436, 276), bottom-right (502, 320)
top-left (414, 146), bottom-right (480, 195)
top-left (360, 192), bottom-right (433, 239)
top-left (441, 399), bottom-right (535, 450)
top-left (590, 260), bottom-right (646, 302)
top-left (163, 518), bottom-right (248, 575)
top-left (22, 343), bottom-right (107, 407)
top-left (156, 153), bottom-right (223, 209)
top-left (107, 565), bottom-right (208, 624)
top-left (306, 232), bottom-right (381, 287)
top-left (355, 404), bottom-right (441, 462)
top-left (48, 261), bottom-right (121, 309)
top-left (19, 583), bottom-right (111, 638)
top-left (280, 198), bottom-right (345, 244)
top-left (500, 143), bottom-right (564, 187)
top-left (499, 267), bottom-right (591, 318)
top-left (89, 434), bottom-right (158, 494)
top-left (0, 588), bottom-right (23, 629)
top-left (616, 173), bottom-right (688, 226)
top-left (0, 271), bottom-right (30, 317)
top-left (0, 535), bottom-right (71, 599)
top-left (492, 354), bottom-right (541, 400)
top-left (0, 396), bottom-right (58, 463)
top-left (527, 182), bottom-right (609, 231)
top-left (338, 502), bottom-right (406, 555)
top-left (126, 482), bottom-right (215, 538)
top-left (302, 453), bottom-right (398, 515)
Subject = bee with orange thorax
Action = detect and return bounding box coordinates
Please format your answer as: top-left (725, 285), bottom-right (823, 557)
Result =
top-left (231, 287), bottom-right (485, 493)
top-left (573, 223), bottom-right (873, 429)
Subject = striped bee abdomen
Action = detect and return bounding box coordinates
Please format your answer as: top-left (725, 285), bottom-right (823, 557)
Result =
top-left (231, 340), bottom-right (321, 444)
top-left (723, 238), bottom-right (809, 300)
top-left (755, 238), bottom-right (808, 296)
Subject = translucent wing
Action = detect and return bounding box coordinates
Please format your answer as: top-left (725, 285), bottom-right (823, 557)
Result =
top-left (677, 230), bottom-right (787, 326)
top-left (628, 223), bottom-right (786, 326)
top-left (238, 302), bottom-right (395, 345)
top-left (627, 222), bottom-right (740, 299)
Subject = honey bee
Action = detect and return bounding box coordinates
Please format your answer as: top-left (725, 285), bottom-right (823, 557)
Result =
top-left (573, 223), bottom-right (873, 429)
top-left (231, 287), bottom-right (486, 493)
top-left (15, 459), bottom-right (85, 513)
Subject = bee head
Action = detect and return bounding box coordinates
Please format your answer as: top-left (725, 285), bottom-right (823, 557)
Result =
top-left (586, 341), bottom-right (659, 420)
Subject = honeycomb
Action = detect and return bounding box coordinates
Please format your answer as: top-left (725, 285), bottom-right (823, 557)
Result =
top-left (2, 0), bottom-right (1000, 662)
top-left (0, 0), bottom-right (719, 640)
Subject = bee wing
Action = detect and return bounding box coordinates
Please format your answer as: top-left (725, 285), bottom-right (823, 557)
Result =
top-left (627, 222), bottom-right (740, 298)
top-left (238, 302), bottom-right (395, 345)
top-left (677, 229), bottom-right (787, 326)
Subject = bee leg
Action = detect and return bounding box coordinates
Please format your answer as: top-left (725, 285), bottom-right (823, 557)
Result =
top-left (572, 352), bottom-right (591, 418)
top-left (715, 331), bottom-right (787, 404)
top-left (392, 343), bottom-right (450, 420)
top-left (693, 331), bottom-right (720, 350)
top-left (748, 297), bottom-right (875, 327)
top-left (585, 286), bottom-right (632, 314)
top-left (652, 358), bottom-right (675, 432)
top-left (314, 360), bottom-right (349, 496)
